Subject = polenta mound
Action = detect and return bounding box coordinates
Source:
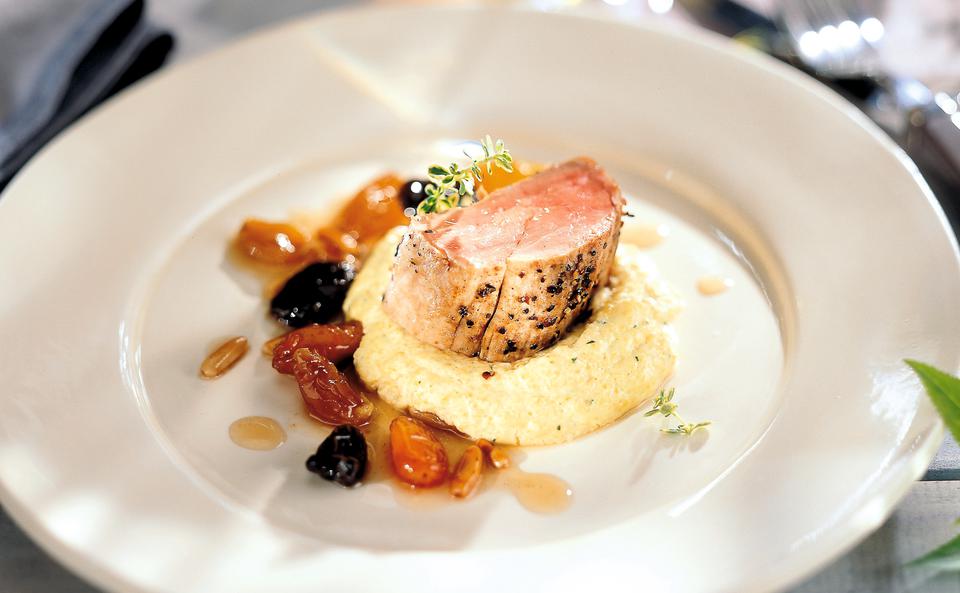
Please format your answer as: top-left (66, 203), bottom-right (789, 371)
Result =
top-left (344, 228), bottom-right (681, 446)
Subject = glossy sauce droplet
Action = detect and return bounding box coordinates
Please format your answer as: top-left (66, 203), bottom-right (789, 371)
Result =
top-left (622, 223), bottom-right (668, 248)
top-left (229, 416), bottom-right (286, 450)
top-left (697, 275), bottom-right (733, 296)
top-left (499, 468), bottom-right (573, 514)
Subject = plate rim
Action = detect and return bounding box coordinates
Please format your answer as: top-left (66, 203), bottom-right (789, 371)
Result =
top-left (1, 5), bottom-right (957, 593)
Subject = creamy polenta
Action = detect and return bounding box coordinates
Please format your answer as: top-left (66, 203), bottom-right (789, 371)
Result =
top-left (343, 228), bottom-right (681, 446)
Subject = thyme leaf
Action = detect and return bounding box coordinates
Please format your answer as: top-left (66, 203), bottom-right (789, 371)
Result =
top-left (644, 388), bottom-right (710, 436)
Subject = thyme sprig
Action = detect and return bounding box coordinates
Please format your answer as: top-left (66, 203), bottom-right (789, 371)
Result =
top-left (417, 136), bottom-right (514, 214)
top-left (644, 388), bottom-right (711, 435)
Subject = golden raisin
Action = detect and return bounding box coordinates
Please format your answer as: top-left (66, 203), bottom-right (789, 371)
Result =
top-left (291, 348), bottom-right (373, 427)
top-left (272, 321), bottom-right (363, 374)
top-left (389, 416), bottom-right (449, 488)
top-left (200, 336), bottom-right (249, 379)
top-left (262, 335), bottom-right (285, 356)
top-left (477, 438), bottom-right (511, 469)
top-left (236, 219), bottom-right (309, 265)
top-left (449, 445), bottom-right (484, 499)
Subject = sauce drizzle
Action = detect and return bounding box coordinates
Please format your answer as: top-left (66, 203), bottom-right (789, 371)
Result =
top-left (622, 223), bottom-right (669, 248)
top-left (498, 467), bottom-right (574, 514)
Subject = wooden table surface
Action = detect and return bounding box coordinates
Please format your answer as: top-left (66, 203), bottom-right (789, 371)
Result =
top-left (3, 1), bottom-right (958, 592)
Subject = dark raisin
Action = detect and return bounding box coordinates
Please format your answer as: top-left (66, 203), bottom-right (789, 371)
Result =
top-left (497, 327), bottom-right (506, 334)
top-left (270, 262), bottom-right (355, 327)
top-left (466, 319), bottom-right (474, 327)
top-left (399, 179), bottom-right (431, 210)
top-left (306, 424), bottom-right (368, 487)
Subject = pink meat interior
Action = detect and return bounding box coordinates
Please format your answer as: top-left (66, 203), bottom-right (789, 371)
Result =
top-left (423, 160), bottom-right (619, 265)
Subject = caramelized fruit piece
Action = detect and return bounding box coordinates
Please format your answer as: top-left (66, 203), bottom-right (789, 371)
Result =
top-left (449, 445), bottom-right (484, 499)
top-left (272, 321), bottom-right (363, 374)
top-left (477, 438), bottom-right (511, 469)
top-left (306, 425), bottom-right (368, 487)
top-left (330, 173), bottom-right (407, 249)
top-left (270, 261), bottom-right (356, 327)
top-left (200, 336), bottom-right (249, 379)
top-left (236, 219), bottom-right (309, 265)
top-left (389, 416), bottom-right (449, 488)
top-left (292, 348), bottom-right (373, 426)
top-left (406, 408), bottom-right (469, 438)
top-left (312, 229), bottom-right (349, 261)
top-left (474, 160), bottom-right (542, 195)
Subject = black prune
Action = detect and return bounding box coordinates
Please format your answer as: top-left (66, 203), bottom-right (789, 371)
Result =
top-left (270, 261), bottom-right (355, 327)
top-left (398, 179), bottom-right (431, 211)
top-left (306, 424), bottom-right (368, 487)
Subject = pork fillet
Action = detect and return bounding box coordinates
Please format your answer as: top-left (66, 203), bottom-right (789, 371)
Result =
top-left (382, 157), bottom-right (624, 362)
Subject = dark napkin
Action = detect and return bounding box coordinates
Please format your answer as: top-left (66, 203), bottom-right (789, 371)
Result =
top-left (0, 0), bottom-right (173, 191)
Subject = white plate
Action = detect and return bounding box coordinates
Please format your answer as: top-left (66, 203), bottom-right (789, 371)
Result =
top-left (1, 6), bottom-right (959, 593)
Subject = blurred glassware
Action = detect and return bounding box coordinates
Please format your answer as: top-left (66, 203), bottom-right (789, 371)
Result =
top-left (779, 0), bottom-right (887, 77)
top-left (777, 0), bottom-right (960, 212)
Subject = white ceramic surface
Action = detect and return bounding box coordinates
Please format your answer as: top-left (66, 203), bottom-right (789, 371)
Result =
top-left (1, 6), bottom-right (959, 593)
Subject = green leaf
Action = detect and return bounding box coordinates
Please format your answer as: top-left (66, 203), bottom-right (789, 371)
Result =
top-left (905, 360), bottom-right (960, 443)
top-left (908, 532), bottom-right (960, 570)
top-left (662, 421), bottom-right (710, 435)
top-left (420, 136), bottom-right (513, 214)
